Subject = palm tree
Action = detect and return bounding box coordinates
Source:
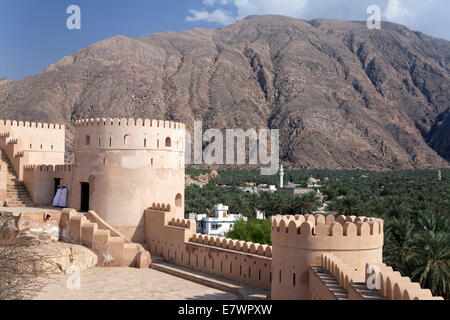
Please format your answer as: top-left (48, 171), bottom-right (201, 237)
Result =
top-left (407, 230), bottom-right (450, 299)
top-left (295, 192), bottom-right (321, 215)
top-left (384, 217), bottom-right (415, 274)
top-left (329, 194), bottom-right (363, 216)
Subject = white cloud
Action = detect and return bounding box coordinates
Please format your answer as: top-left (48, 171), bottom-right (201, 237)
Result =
top-left (383, 0), bottom-right (450, 39)
top-left (186, 0), bottom-right (310, 25)
top-left (186, 9), bottom-right (235, 25)
top-left (203, 0), bottom-right (231, 6)
top-left (384, 0), bottom-right (427, 25)
top-left (233, 0), bottom-right (310, 18)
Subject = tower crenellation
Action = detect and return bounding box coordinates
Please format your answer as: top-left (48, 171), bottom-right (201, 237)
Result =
top-left (271, 213), bottom-right (384, 300)
top-left (74, 118), bottom-right (185, 152)
top-left (271, 214), bottom-right (383, 250)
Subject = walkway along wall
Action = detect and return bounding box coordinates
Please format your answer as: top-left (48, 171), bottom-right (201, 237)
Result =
top-left (145, 205), bottom-right (272, 290)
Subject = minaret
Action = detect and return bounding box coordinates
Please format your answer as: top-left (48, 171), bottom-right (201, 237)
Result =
top-left (279, 165), bottom-right (284, 189)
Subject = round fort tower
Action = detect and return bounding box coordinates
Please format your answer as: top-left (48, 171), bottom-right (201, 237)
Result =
top-left (271, 214), bottom-right (384, 300)
top-left (72, 118), bottom-right (185, 243)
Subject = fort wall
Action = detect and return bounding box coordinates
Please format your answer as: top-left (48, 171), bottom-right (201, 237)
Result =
top-left (145, 205), bottom-right (272, 289)
top-left (23, 165), bottom-right (74, 205)
top-left (271, 214), bottom-right (384, 300)
top-left (0, 164), bottom-right (6, 204)
top-left (0, 119), bottom-right (65, 180)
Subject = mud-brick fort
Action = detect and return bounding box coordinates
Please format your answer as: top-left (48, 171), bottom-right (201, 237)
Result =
top-left (0, 118), bottom-right (443, 300)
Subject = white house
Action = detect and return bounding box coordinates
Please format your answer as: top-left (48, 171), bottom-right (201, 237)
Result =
top-left (191, 204), bottom-right (247, 236)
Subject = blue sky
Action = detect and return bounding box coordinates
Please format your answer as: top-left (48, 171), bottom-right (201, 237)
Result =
top-left (1, 0), bottom-right (449, 81)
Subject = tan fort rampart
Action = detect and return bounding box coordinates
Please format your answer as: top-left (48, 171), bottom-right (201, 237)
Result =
top-left (145, 205), bottom-right (272, 289)
top-left (315, 254), bottom-right (444, 300)
top-left (271, 214), bottom-right (384, 300)
top-left (364, 262), bottom-right (444, 300)
top-left (0, 119), bottom-right (65, 181)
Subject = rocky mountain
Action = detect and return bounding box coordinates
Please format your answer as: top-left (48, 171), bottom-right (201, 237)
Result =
top-left (0, 15), bottom-right (449, 170)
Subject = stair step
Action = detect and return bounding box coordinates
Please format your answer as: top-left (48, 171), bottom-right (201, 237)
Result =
top-left (1, 149), bottom-right (33, 206)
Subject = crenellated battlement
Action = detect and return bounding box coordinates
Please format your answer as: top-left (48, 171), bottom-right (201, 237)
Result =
top-left (150, 202), bottom-right (172, 212)
top-left (364, 262), bottom-right (444, 300)
top-left (189, 234), bottom-right (272, 258)
top-left (24, 164), bottom-right (74, 173)
top-left (74, 118), bottom-right (185, 130)
top-left (0, 119), bottom-right (65, 130)
top-left (74, 118), bottom-right (186, 153)
top-left (271, 214), bottom-right (384, 250)
top-left (168, 217), bottom-right (193, 229)
top-left (322, 253), bottom-right (363, 289)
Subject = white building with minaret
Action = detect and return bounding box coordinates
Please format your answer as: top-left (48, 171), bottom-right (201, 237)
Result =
top-left (279, 165), bottom-right (284, 189)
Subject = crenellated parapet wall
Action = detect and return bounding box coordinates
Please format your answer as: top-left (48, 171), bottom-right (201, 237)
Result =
top-left (363, 262), bottom-right (444, 300)
top-left (0, 119), bottom-right (64, 130)
top-left (189, 234), bottom-right (272, 258)
top-left (74, 118), bottom-right (185, 153)
top-left (0, 119), bottom-right (65, 182)
top-left (321, 254), bottom-right (361, 291)
top-left (0, 119), bottom-right (65, 153)
top-left (144, 206), bottom-right (272, 289)
top-left (24, 164), bottom-right (74, 173)
top-left (74, 118), bottom-right (185, 129)
top-left (315, 254), bottom-right (444, 300)
top-left (271, 214), bottom-right (384, 300)
top-left (271, 214), bottom-right (384, 251)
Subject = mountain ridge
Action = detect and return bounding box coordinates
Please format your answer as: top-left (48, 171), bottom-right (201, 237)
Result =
top-left (0, 15), bottom-right (449, 169)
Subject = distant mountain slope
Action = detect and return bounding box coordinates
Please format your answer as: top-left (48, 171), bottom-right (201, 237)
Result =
top-left (0, 15), bottom-right (449, 169)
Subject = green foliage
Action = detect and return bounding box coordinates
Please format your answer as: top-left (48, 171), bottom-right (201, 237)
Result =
top-left (226, 218), bottom-right (272, 245)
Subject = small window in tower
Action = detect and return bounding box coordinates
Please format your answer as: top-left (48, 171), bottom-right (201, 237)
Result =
top-left (40, 144), bottom-right (43, 149)
top-left (109, 137), bottom-right (112, 147)
top-left (85, 135), bottom-right (91, 146)
top-left (124, 134), bottom-right (131, 145)
top-left (144, 139), bottom-right (147, 148)
top-left (151, 158), bottom-right (154, 166)
top-left (51, 145), bottom-right (53, 150)
top-left (165, 137), bottom-right (171, 147)
top-left (157, 140), bottom-right (160, 148)
top-left (175, 194), bottom-right (182, 207)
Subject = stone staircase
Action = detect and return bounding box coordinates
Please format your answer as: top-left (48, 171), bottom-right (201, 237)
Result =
top-left (60, 208), bottom-right (151, 268)
top-left (1, 150), bottom-right (33, 207)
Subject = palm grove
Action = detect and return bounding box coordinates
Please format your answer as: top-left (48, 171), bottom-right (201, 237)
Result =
top-left (185, 168), bottom-right (450, 299)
